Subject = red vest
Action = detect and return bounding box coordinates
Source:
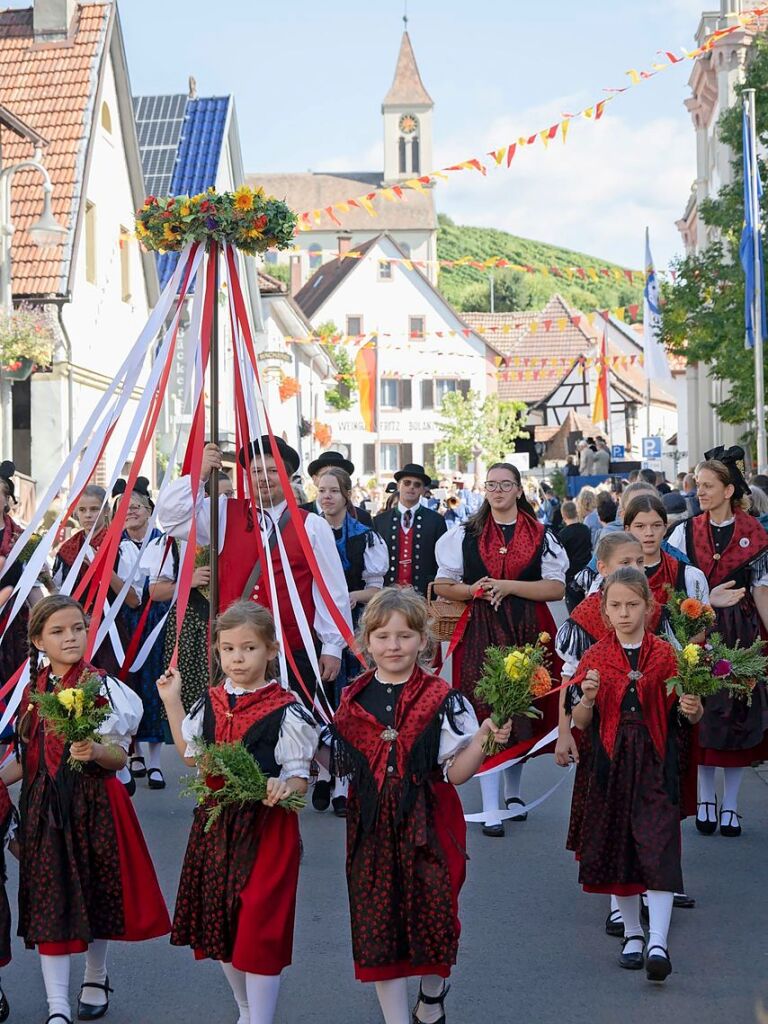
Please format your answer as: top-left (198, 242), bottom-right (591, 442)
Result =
top-left (395, 525), bottom-right (414, 586)
top-left (217, 501), bottom-right (316, 649)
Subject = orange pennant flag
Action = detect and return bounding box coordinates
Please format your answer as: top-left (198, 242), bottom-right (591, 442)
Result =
top-left (561, 120), bottom-right (571, 143)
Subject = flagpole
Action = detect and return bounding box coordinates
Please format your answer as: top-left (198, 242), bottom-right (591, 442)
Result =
top-left (745, 89), bottom-right (767, 472)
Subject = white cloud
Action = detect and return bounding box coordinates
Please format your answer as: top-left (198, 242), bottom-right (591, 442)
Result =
top-left (431, 99), bottom-right (696, 269)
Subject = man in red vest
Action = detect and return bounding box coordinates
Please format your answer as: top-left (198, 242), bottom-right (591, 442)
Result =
top-left (156, 436), bottom-right (352, 698)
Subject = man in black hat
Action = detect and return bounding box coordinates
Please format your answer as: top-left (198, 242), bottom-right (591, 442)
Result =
top-left (374, 463), bottom-right (447, 596)
top-left (301, 450), bottom-right (372, 525)
top-left (156, 435), bottom-right (352, 700)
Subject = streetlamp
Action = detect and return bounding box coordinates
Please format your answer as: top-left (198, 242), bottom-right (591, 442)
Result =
top-left (472, 443), bottom-right (483, 489)
top-left (0, 149), bottom-right (68, 459)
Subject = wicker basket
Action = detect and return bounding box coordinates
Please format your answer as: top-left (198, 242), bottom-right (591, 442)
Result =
top-left (426, 582), bottom-right (468, 642)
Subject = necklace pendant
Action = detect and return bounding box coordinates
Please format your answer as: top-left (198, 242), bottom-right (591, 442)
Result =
top-left (380, 726), bottom-right (398, 742)
top-left (499, 546), bottom-right (508, 555)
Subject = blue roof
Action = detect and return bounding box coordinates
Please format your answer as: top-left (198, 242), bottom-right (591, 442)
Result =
top-left (141, 96), bottom-right (230, 289)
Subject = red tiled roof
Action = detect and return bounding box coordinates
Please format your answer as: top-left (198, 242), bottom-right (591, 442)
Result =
top-left (0, 3), bottom-right (110, 296)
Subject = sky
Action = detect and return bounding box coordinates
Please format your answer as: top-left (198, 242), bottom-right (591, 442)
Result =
top-left (30, 0), bottom-right (722, 269)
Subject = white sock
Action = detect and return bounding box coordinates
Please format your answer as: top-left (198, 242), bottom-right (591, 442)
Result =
top-left (147, 742), bottom-right (163, 772)
top-left (646, 889), bottom-right (673, 953)
top-left (722, 767), bottom-right (744, 813)
top-left (315, 763), bottom-right (331, 784)
top-left (503, 763), bottom-right (523, 803)
top-left (416, 975), bottom-right (446, 1024)
top-left (374, 978), bottom-right (409, 1024)
top-left (609, 894), bottom-right (619, 913)
top-left (697, 766), bottom-right (716, 819)
top-left (479, 774), bottom-right (502, 826)
top-left (132, 742), bottom-right (144, 761)
top-left (615, 894), bottom-right (643, 954)
top-left (221, 962), bottom-right (249, 1024)
top-left (332, 775), bottom-right (349, 799)
top-left (82, 939), bottom-right (109, 1006)
top-left (116, 766), bottom-right (131, 784)
top-left (40, 953), bottom-right (71, 1020)
top-left (244, 972), bottom-right (281, 1024)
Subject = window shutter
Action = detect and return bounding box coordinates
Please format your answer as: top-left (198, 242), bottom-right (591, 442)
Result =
top-left (421, 379), bottom-right (434, 409)
top-left (400, 379), bottom-right (412, 409)
top-left (458, 379), bottom-right (471, 398)
top-left (401, 443), bottom-right (413, 465)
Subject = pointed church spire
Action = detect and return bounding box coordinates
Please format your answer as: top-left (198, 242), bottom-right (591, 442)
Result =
top-left (382, 30), bottom-right (433, 108)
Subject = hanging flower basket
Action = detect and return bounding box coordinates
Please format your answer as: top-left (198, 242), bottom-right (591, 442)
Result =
top-left (135, 186), bottom-right (297, 255)
top-left (278, 375), bottom-right (301, 402)
top-left (0, 304), bottom-right (55, 372)
top-left (313, 421), bottom-right (332, 447)
top-left (0, 356), bottom-right (34, 381)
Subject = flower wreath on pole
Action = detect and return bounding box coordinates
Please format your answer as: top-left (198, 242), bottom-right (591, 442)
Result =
top-left (135, 185), bottom-right (297, 255)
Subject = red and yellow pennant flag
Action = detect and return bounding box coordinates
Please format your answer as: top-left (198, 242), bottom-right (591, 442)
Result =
top-left (355, 342), bottom-right (377, 432)
top-left (592, 330), bottom-right (609, 425)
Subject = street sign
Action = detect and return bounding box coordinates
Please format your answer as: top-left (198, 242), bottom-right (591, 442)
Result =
top-left (642, 436), bottom-right (662, 459)
top-left (642, 458), bottom-right (663, 471)
top-left (611, 444), bottom-right (625, 460)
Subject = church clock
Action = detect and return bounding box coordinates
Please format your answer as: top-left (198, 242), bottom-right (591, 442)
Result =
top-left (398, 113), bottom-right (418, 135)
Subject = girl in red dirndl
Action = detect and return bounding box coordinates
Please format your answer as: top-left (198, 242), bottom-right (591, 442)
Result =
top-left (0, 595), bottom-right (170, 1024)
top-left (668, 448), bottom-right (768, 837)
top-left (158, 601), bottom-right (319, 1024)
top-left (434, 462), bottom-right (567, 836)
top-left (569, 568), bottom-right (701, 983)
top-left (330, 588), bottom-right (511, 1024)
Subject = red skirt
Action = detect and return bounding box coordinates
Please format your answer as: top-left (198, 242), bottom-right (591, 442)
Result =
top-left (21, 775), bottom-right (170, 955)
top-left (172, 800), bottom-right (300, 975)
top-left (348, 777), bottom-right (467, 983)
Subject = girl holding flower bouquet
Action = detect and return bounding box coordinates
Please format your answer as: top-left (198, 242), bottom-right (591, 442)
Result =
top-left (569, 568), bottom-right (702, 983)
top-left (668, 448), bottom-right (768, 836)
top-left (0, 595), bottom-right (170, 1024)
top-left (434, 462), bottom-right (568, 837)
top-left (329, 588), bottom-right (511, 1024)
top-left (157, 600), bottom-right (319, 1024)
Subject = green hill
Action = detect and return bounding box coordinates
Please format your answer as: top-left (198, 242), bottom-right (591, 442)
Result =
top-left (436, 214), bottom-right (643, 314)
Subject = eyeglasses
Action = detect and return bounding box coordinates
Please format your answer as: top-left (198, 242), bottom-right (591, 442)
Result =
top-left (484, 481), bottom-right (517, 493)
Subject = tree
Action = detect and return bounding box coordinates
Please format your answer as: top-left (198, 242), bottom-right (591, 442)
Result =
top-left (435, 390), bottom-right (528, 464)
top-left (458, 269), bottom-right (535, 313)
top-left (661, 36), bottom-right (768, 436)
top-left (315, 321), bottom-right (358, 411)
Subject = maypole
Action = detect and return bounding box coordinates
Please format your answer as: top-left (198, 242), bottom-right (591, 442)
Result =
top-left (208, 241), bottom-right (220, 673)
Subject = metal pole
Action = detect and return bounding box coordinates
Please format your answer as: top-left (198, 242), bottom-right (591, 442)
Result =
top-left (209, 243), bottom-right (220, 678)
top-left (0, 174), bottom-right (13, 461)
top-left (746, 90), bottom-right (767, 472)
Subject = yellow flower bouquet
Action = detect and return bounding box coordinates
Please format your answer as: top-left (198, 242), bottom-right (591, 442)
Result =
top-left (29, 671), bottom-right (112, 771)
top-left (474, 632), bottom-right (553, 755)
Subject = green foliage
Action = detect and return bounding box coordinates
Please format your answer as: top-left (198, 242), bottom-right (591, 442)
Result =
top-left (30, 672), bottom-right (114, 772)
top-left (435, 390), bottom-right (528, 464)
top-left (315, 322), bottom-right (358, 411)
top-left (475, 639), bottom-right (551, 753)
top-left (550, 468), bottom-right (567, 501)
top-left (182, 741), bottom-right (305, 832)
top-left (661, 36), bottom-right (768, 435)
top-left (263, 262), bottom-right (290, 286)
top-left (436, 213), bottom-right (641, 313)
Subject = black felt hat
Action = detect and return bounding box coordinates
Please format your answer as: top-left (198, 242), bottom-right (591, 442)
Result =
top-left (307, 450), bottom-right (354, 478)
top-left (393, 463), bottom-right (431, 486)
top-left (239, 435), bottom-right (300, 475)
top-left (703, 445), bottom-right (751, 499)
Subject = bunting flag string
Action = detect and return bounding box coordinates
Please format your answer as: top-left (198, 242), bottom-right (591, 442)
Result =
top-left (293, 6), bottom-right (768, 228)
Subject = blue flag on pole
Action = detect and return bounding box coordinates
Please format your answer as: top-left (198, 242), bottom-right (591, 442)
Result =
top-left (739, 104), bottom-right (767, 350)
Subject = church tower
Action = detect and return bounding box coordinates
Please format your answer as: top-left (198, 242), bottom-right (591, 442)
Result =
top-left (382, 26), bottom-right (433, 182)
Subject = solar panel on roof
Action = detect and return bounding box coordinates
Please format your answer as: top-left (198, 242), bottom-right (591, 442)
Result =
top-left (132, 92), bottom-right (188, 196)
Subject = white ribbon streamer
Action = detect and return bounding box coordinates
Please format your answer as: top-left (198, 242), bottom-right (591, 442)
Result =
top-left (464, 762), bottom-right (575, 822)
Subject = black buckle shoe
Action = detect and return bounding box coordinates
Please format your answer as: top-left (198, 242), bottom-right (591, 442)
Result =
top-left (0, 983), bottom-right (8, 1024)
top-left (412, 982), bottom-right (450, 1024)
top-left (128, 756), bottom-right (146, 778)
top-left (46, 1016), bottom-right (73, 1024)
top-left (77, 977), bottom-right (113, 1020)
top-left (123, 775), bottom-right (136, 798)
top-left (673, 892), bottom-right (696, 909)
top-left (605, 908), bottom-right (624, 937)
top-left (719, 810), bottom-right (742, 837)
top-left (332, 796), bottom-right (347, 818)
top-left (147, 768), bottom-right (166, 790)
top-left (646, 945), bottom-right (672, 982)
top-left (618, 935), bottom-right (646, 970)
top-left (504, 797), bottom-right (528, 821)
top-left (312, 780), bottom-right (331, 811)
top-left (695, 800), bottom-right (717, 834)
top-left (481, 822), bottom-right (505, 838)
